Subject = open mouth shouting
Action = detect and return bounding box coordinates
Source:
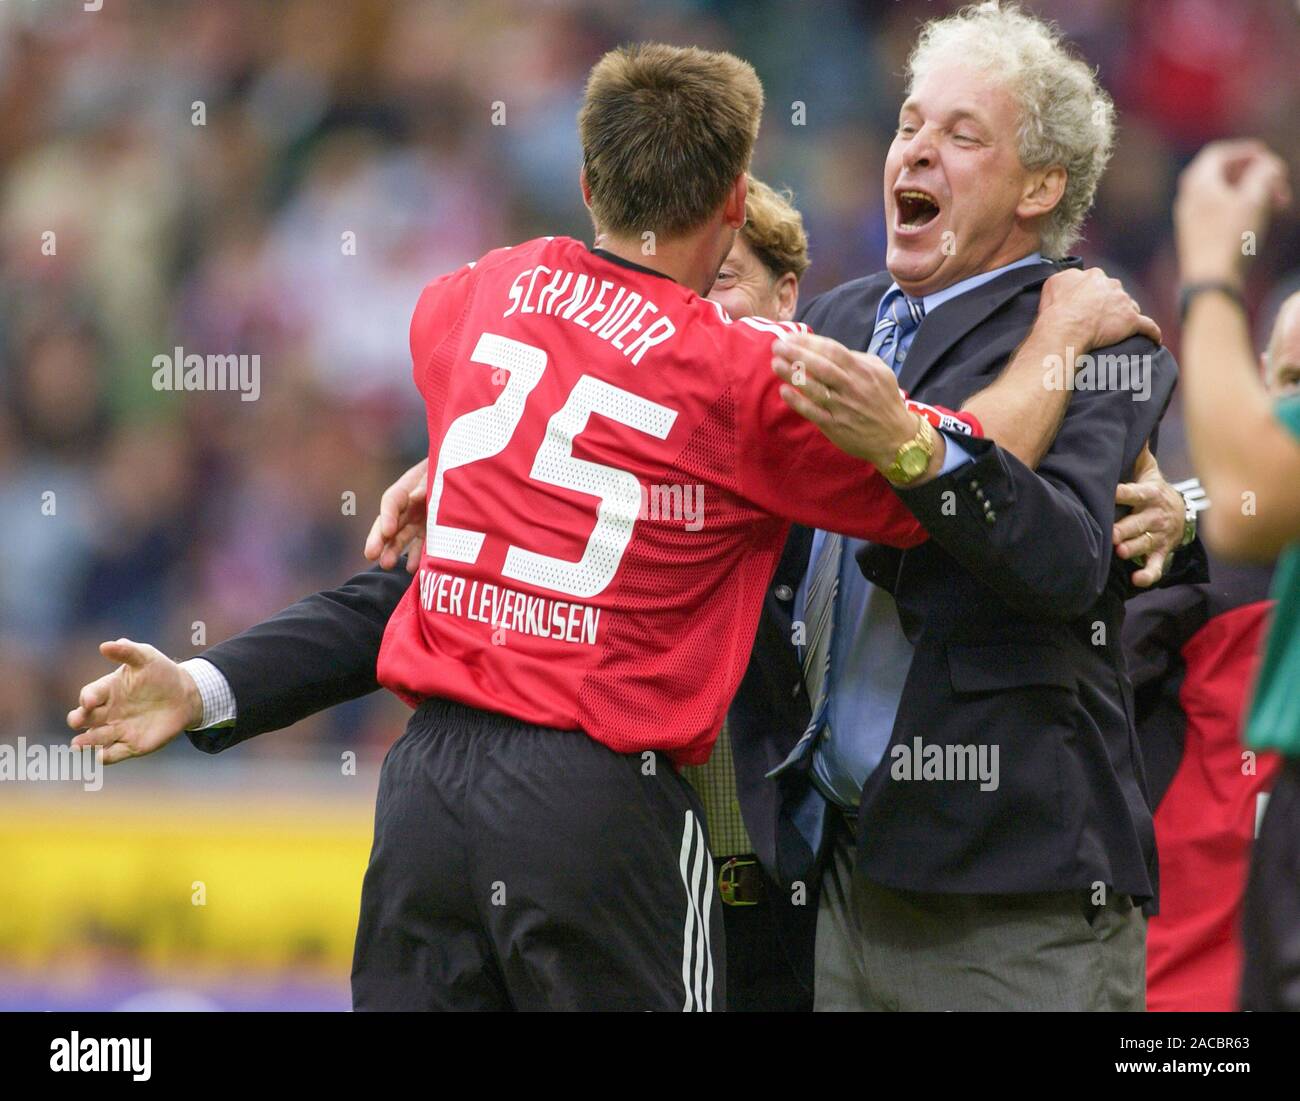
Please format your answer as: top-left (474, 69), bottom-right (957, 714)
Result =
top-left (894, 187), bottom-right (941, 235)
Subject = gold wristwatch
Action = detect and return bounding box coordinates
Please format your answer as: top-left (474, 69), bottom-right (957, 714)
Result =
top-left (884, 413), bottom-right (935, 485)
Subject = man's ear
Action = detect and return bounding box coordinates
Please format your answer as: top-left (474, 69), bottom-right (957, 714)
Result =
top-left (580, 166), bottom-right (593, 211)
top-left (774, 274), bottom-right (799, 322)
top-left (1018, 164), bottom-right (1067, 222)
top-left (724, 173), bottom-right (748, 229)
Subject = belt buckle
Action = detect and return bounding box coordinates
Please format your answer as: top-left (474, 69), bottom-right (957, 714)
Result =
top-left (718, 856), bottom-right (759, 907)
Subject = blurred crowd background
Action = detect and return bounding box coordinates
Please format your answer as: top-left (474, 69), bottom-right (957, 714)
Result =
top-left (2, 0), bottom-right (1299, 1009)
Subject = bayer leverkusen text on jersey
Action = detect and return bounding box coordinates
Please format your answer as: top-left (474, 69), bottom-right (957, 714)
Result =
top-left (377, 237), bottom-right (981, 765)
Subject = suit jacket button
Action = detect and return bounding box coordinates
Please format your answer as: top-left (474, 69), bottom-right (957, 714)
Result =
top-left (774, 584), bottom-right (794, 602)
top-left (986, 510), bottom-right (997, 523)
top-left (792, 683), bottom-right (802, 698)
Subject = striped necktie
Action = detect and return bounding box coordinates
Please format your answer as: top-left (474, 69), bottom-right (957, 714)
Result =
top-left (871, 290), bottom-right (926, 370)
top-left (798, 289), bottom-right (925, 740)
top-left (769, 288), bottom-right (928, 868)
top-left (800, 532), bottom-right (843, 740)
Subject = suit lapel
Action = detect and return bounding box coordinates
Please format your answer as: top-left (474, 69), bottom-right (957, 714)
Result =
top-left (896, 258), bottom-right (1073, 394)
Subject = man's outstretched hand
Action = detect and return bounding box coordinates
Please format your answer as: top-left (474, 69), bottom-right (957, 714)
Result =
top-left (67, 639), bottom-right (201, 764)
top-left (365, 458), bottom-right (429, 574)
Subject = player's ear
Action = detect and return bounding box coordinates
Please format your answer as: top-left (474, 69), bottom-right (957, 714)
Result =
top-left (580, 166), bottom-right (594, 211)
top-left (723, 173), bottom-right (747, 230)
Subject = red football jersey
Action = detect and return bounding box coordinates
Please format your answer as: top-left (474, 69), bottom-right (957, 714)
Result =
top-left (377, 237), bottom-right (981, 764)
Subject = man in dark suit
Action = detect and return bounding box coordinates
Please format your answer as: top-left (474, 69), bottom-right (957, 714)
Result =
top-left (762, 272), bottom-right (1184, 1011)
top-left (750, 3), bottom-right (1202, 1009)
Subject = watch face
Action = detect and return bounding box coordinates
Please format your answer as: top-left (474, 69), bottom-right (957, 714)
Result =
top-left (901, 446), bottom-right (928, 478)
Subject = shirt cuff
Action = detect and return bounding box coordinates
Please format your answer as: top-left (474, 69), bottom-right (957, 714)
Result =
top-left (177, 657), bottom-right (237, 730)
top-left (937, 434), bottom-right (975, 477)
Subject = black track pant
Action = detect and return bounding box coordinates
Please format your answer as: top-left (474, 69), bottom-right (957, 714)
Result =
top-left (351, 698), bottom-right (724, 1011)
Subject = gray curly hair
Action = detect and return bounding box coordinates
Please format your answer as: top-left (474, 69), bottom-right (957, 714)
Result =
top-left (906, 1), bottom-right (1115, 258)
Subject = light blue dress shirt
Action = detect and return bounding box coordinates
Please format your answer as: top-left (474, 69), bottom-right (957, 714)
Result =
top-left (797, 253), bottom-right (1046, 807)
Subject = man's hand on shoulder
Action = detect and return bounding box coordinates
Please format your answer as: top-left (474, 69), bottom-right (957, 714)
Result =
top-left (1037, 268), bottom-right (1162, 353)
top-left (67, 640), bottom-right (202, 764)
top-left (961, 268), bottom-right (1162, 470)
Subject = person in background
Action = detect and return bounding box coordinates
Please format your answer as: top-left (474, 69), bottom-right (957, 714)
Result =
top-left (1124, 293), bottom-right (1300, 1010)
top-left (1174, 138), bottom-right (1300, 1010)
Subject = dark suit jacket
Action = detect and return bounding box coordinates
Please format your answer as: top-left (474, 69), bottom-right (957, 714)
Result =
top-left (739, 258), bottom-right (1185, 906)
top-left (188, 563), bottom-right (412, 753)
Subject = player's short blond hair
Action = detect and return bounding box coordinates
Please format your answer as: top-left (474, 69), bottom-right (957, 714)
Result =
top-left (578, 43), bottom-right (764, 239)
top-left (742, 177), bottom-right (810, 281)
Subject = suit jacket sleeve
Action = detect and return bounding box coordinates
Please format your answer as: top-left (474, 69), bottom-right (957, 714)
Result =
top-left (186, 561), bottom-right (414, 754)
top-left (896, 338), bottom-right (1178, 620)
